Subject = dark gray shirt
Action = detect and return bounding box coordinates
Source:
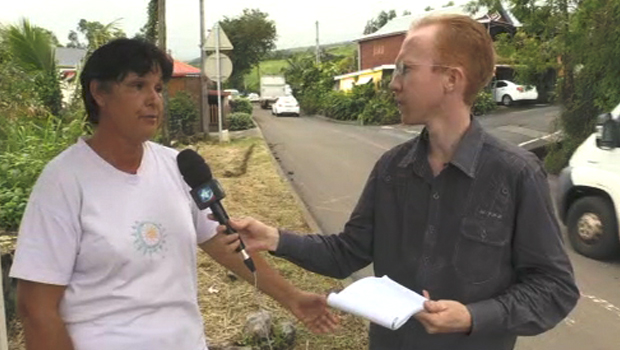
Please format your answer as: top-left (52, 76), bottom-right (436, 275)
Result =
top-left (273, 119), bottom-right (579, 350)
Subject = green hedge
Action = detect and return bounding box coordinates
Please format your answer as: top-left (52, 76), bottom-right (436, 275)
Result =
top-left (168, 91), bottom-right (198, 138)
top-left (227, 112), bottom-right (255, 131)
top-left (472, 90), bottom-right (497, 116)
top-left (230, 98), bottom-right (253, 115)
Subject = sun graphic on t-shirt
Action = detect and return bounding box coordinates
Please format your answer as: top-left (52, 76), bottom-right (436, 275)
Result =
top-left (131, 221), bottom-right (167, 257)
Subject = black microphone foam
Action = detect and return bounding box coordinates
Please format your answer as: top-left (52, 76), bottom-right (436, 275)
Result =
top-left (176, 149), bottom-right (256, 273)
top-left (177, 149), bottom-right (213, 189)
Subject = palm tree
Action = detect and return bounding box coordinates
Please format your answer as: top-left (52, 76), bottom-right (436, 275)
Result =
top-left (2, 19), bottom-right (62, 115)
top-left (3, 18), bottom-right (56, 74)
top-left (77, 18), bottom-right (125, 53)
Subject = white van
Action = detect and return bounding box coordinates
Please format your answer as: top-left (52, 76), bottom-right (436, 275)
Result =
top-left (557, 102), bottom-right (620, 259)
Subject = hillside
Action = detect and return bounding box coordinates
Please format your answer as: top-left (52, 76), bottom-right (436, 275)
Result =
top-left (187, 41), bottom-right (357, 91)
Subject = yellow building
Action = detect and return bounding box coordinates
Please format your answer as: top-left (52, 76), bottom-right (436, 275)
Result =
top-left (334, 64), bottom-right (395, 92)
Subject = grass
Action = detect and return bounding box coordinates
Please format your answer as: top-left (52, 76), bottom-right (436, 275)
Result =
top-left (194, 136), bottom-right (368, 349)
top-left (244, 60), bottom-right (290, 93)
top-left (242, 42), bottom-right (357, 92)
top-left (326, 43), bottom-right (356, 57)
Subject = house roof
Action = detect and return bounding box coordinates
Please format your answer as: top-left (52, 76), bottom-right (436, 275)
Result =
top-left (55, 47), bottom-right (87, 69)
top-left (173, 60), bottom-right (201, 77)
top-left (355, 3), bottom-right (521, 42)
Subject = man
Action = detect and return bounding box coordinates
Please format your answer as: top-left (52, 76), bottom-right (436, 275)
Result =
top-left (219, 15), bottom-right (579, 349)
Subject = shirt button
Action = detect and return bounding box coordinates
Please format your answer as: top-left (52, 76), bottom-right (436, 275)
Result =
top-left (432, 192), bottom-right (440, 200)
top-left (385, 175), bottom-right (392, 182)
top-left (423, 256), bottom-right (430, 265)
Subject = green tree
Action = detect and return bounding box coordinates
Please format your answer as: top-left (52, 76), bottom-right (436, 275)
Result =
top-left (3, 19), bottom-right (57, 73)
top-left (135, 0), bottom-right (158, 43)
top-left (469, 0), bottom-right (620, 172)
top-left (219, 9), bottom-right (277, 90)
top-left (363, 10), bottom-right (397, 35)
top-left (403, 10), bottom-right (412, 16)
top-left (66, 30), bottom-right (85, 49)
top-left (425, 6), bottom-right (435, 11)
top-left (68, 19), bottom-right (126, 53)
top-left (443, 1), bottom-right (456, 7)
top-left (2, 19), bottom-right (62, 115)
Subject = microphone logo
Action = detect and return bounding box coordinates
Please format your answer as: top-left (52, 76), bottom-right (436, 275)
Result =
top-left (198, 187), bottom-right (214, 203)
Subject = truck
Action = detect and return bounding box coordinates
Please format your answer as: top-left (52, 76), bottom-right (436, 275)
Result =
top-left (556, 101), bottom-right (620, 260)
top-left (259, 75), bottom-right (289, 109)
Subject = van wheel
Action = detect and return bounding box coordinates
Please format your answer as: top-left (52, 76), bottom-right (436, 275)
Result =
top-left (567, 196), bottom-right (620, 260)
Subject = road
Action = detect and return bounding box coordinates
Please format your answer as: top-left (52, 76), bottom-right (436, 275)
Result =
top-left (253, 105), bottom-right (620, 350)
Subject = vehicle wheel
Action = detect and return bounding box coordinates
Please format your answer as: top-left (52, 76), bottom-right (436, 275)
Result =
top-left (566, 196), bottom-right (620, 260)
top-left (501, 95), bottom-right (513, 106)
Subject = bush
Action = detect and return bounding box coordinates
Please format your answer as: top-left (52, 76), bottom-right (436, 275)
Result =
top-left (298, 87), bottom-right (326, 115)
top-left (230, 98), bottom-right (253, 114)
top-left (0, 115), bottom-right (88, 231)
top-left (323, 83), bottom-right (376, 121)
top-left (168, 91), bottom-right (198, 138)
top-left (360, 96), bottom-right (401, 126)
top-left (472, 90), bottom-right (496, 116)
top-left (227, 112), bottom-right (254, 131)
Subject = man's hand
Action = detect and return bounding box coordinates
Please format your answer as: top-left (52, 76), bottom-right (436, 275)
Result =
top-left (286, 290), bottom-right (339, 334)
top-left (210, 215), bottom-right (280, 253)
top-left (414, 290), bottom-right (472, 334)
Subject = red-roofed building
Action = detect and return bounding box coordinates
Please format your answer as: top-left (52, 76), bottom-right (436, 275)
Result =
top-left (169, 60), bottom-right (230, 132)
top-left (172, 60), bottom-right (201, 77)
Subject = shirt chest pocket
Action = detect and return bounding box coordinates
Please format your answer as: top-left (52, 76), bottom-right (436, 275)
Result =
top-left (453, 216), bottom-right (511, 285)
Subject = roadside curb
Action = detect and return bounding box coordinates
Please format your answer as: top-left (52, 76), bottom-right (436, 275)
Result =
top-left (252, 119), bottom-right (324, 235)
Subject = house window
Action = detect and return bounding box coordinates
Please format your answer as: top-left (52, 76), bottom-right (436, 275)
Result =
top-left (373, 44), bottom-right (385, 56)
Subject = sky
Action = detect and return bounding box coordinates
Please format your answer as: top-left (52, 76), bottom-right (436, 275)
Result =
top-left (1, 0), bottom-right (470, 61)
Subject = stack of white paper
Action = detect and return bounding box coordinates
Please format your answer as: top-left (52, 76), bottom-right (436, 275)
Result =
top-left (327, 275), bottom-right (427, 330)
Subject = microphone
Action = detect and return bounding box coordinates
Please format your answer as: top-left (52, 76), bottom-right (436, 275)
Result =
top-left (177, 149), bottom-right (256, 273)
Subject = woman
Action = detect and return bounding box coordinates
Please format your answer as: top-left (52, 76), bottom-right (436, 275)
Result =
top-left (9, 38), bottom-right (336, 350)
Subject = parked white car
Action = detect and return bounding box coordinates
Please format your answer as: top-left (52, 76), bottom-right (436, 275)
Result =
top-left (247, 93), bottom-right (260, 103)
top-left (557, 101), bottom-right (620, 259)
top-left (224, 89), bottom-right (240, 101)
top-left (491, 80), bottom-right (538, 106)
top-left (271, 96), bottom-right (300, 116)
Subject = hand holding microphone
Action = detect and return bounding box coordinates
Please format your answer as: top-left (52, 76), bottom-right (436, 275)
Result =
top-left (177, 149), bottom-right (256, 273)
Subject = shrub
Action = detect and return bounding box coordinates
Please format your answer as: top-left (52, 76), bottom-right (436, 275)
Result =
top-left (230, 98), bottom-right (253, 114)
top-left (168, 91), bottom-right (198, 138)
top-left (360, 96), bottom-right (401, 125)
top-left (0, 115), bottom-right (88, 231)
top-left (227, 112), bottom-right (254, 131)
top-left (472, 90), bottom-right (496, 116)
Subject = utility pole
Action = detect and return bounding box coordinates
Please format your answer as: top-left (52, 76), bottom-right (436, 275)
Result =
top-left (315, 21), bottom-right (320, 64)
top-left (0, 256), bottom-right (7, 350)
top-left (157, 0), bottom-right (170, 146)
top-left (199, 0), bottom-right (210, 134)
top-left (215, 22), bottom-right (224, 141)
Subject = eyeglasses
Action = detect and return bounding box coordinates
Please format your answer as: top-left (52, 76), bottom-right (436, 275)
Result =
top-left (393, 61), bottom-right (457, 77)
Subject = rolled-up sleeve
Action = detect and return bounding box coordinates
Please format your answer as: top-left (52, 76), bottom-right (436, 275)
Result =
top-left (468, 164), bottom-right (580, 335)
top-left (271, 160), bottom-right (379, 279)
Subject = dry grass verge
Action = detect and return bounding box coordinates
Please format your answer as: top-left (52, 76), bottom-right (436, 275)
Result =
top-left (195, 136), bottom-right (368, 349)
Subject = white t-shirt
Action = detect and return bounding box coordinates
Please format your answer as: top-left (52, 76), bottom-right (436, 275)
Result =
top-left (10, 138), bottom-right (217, 350)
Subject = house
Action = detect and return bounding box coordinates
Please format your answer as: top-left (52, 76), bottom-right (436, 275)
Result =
top-left (335, 4), bottom-right (522, 91)
top-left (55, 47), bottom-right (87, 104)
top-left (169, 60), bottom-right (230, 132)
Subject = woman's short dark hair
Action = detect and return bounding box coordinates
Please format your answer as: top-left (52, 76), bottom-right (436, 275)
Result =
top-left (80, 38), bottom-right (173, 124)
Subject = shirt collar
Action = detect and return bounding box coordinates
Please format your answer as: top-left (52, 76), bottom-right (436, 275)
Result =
top-left (398, 118), bottom-right (485, 178)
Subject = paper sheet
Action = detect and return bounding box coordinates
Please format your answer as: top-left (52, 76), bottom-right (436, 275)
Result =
top-left (327, 275), bottom-right (427, 330)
